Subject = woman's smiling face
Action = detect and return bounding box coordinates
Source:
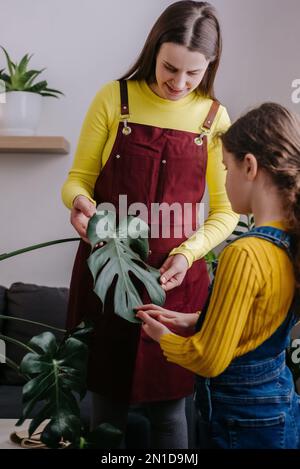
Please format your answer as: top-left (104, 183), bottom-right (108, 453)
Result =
top-left (150, 42), bottom-right (210, 101)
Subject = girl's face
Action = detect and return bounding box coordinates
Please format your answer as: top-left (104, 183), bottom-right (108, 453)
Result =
top-left (222, 147), bottom-right (253, 214)
top-left (151, 42), bottom-right (210, 101)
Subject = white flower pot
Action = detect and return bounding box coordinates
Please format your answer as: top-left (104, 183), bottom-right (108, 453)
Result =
top-left (0, 91), bottom-right (42, 136)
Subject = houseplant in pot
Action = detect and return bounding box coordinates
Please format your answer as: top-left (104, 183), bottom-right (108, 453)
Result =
top-left (0, 46), bottom-right (63, 136)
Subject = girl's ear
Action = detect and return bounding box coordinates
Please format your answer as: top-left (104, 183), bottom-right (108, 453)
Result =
top-left (244, 153), bottom-right (258, 181)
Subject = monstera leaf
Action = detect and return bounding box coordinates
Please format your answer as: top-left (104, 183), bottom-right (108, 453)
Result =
top-left (87, 210), bottom-right (166, 323)
top-left (16, 326), bottom-right (90, 448)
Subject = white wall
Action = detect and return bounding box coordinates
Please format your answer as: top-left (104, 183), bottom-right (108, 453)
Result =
top-left (214, 0), bottom-right (300, 117)
top-left (0, 0), bottom-right (300, 287)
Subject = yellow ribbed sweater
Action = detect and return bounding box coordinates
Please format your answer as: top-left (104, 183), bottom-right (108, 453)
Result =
top-left (61, 80), bottom-right (239, 265)
top-left (160, 221), bottom-right (295, 377)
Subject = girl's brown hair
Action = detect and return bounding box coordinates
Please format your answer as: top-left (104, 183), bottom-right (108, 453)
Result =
top-left (221, 102), bottom-right (300, 294)
top-left (120, 1), bottom-right (222, 99)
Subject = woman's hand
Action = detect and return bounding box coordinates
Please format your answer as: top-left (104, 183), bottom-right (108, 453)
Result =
top-left (136, 304), bottom-right (199, 336)
top-left (159, 254), bottom-right (189, 291)
top-left (70, 195), bottom-right (96, 244)
top-left (136, 310), bottom-right (171, 343)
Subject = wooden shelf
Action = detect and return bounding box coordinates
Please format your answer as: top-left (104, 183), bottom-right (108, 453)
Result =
top-left (0, 136), bottom-right (70, 154)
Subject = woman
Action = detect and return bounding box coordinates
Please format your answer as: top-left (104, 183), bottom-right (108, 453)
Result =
top-left (61, 1), bottom-right (238, 448)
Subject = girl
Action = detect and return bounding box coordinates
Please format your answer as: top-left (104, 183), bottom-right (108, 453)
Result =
top-left (137, 102), bottom-right (300, 449)
top-left (61, 1), bottom-right (238, 448)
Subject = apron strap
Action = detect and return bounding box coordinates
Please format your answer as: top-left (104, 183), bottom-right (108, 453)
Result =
top-left (194, 100), bottom-right (220, 146)
top-left (119, 79), bottom-right (220, 128)
top-left (201, 100), bottom-right (220, 130)
top-left (119, 80), bottom-right (130, 117)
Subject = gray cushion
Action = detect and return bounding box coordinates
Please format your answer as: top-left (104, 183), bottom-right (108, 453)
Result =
top-left (0, 282), bottom-right (68, 384)
top-left (0, 285), bottom-right (7, 333)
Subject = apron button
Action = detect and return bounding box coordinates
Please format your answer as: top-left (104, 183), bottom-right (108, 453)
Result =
top-left (149, 250), bottom-right (152, 254)
top-left (116, 154), bottom-right (121, 159)
top-left (162, 159), bottom-right (167, 164)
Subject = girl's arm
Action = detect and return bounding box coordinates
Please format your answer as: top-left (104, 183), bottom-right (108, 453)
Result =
top-left (140, 244), bottom-right (260, 377)
top-left (136, 304), bottom-right (199, 336)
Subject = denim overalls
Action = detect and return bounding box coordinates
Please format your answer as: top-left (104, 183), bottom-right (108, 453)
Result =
top-left (194, 226), bottom-right (300, 449)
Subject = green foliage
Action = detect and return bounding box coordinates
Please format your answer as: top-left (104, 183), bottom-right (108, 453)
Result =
top-left (17, 325), bottom-right (91, 448)
top-left (76, 423), bottom-right (123, 449)
top-left (204, 250), bottom-right (218, 280)
top-left (0, 216), bottom-right (167, 447)
top-left (0, 46), bottom-right (63, 97)
top-left (87, 211), bottom-right (166, 323)
top-left (1, 318), bottom-right (123, 448)
top-left (227, 214), bottom-right (255, 241)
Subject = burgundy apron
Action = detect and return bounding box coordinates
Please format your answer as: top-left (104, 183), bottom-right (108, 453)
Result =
top-left (66, 80), bottom-right (220, 404)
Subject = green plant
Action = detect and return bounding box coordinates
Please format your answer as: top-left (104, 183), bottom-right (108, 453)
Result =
top-left (0, 315), bottom-right (123, 449)
top-left (16, 324), bottom-right (91, 448)
top-left (0, 214), bottom-right (165, 447)
top-left (204, 249), bottom-right (218, 281)
top-left (0, 46), bottom-right (63, 97)
top-left (228, 214), bottom-right (255, 240)
top-left (87, 211), bottom-right (166, 323)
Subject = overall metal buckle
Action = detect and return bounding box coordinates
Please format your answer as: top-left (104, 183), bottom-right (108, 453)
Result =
top-left (194, 127), bottom-right (210, 146)
top-left (121, 114), bottom-right (132, 136)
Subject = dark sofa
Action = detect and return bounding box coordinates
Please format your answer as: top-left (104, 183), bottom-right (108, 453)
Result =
top-left (0, 282), bottom-right (199, 449)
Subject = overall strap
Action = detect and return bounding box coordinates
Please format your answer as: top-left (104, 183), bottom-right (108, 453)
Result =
top-left (195, 225), bottom-right (293, 333)
top-left (194, 100), bottom-right (220, 146)
top-left (228, 226), bottom-right (292, 258)
top-left (202, 100), bottom-right (220, 131)
top-left (118, 80), bottom-right (132, 135)
top-left (119, 79), bottom-right (130, 117)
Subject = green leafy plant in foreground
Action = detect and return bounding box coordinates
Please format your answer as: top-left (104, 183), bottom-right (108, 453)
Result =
top-left (0, 313), bottom-right (123, 448)
top-left (0, 213), bottom-right (166, 447)
top-left (17, 326), bottom-right (89, 448)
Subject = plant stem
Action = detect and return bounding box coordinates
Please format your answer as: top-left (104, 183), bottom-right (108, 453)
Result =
top-left (0, 315), bottom-right (66, 333)
top-left (0, 353), bottom-right (20, 372)
top-left (0, 353), bottom-right (30, 381)
top-left (0, 333), bottom-right (35, 353)
top-left (0, 237), bottom-right (80, 261)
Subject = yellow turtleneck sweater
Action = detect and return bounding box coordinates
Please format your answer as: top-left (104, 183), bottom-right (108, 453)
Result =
top-left (61, 80), bottom-right (239, 265)
top-left (160, 221), bottom-right (295, 377)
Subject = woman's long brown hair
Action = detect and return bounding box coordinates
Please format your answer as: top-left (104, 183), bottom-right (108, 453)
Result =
top-left (120, 1), bottom-right (222, 99)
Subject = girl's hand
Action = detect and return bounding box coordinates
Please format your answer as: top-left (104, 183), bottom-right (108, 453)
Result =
top-left (136, 310), bottom-right (171, 343)
top-left (159, 254), bottom-right (189, 291)
top-left (70, 195), bottom-right (96, 244)
top-left (136, 304), bottom-right (199, 336)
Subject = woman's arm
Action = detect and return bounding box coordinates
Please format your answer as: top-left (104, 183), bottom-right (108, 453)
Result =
top-left (61, 81), bottom-right (118, 209)
top-left (136, 304), bottom-right (200, 335)
top-left (170, 107), bottom-right (240, 267)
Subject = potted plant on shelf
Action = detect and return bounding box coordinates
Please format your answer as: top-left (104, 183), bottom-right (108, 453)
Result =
top-left (0, 46), bottom-right (63, 136)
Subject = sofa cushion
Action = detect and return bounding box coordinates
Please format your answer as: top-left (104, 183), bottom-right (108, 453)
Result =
top-left (0, 282), bottom-right (68, 384)
top-left (0, 285), bottom-right (7, 333)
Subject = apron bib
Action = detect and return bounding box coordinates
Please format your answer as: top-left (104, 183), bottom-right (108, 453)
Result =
top-left (66, 80), bottom-right (220, 403)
